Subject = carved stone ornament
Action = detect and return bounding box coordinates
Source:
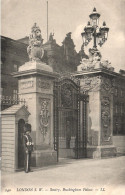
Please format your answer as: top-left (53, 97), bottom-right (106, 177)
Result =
top-left (27, 23), bottom-right (44, 61)
top-left (102, 110), bottom-right (110, 128)
top-left (21, 80), bottom-right (34, 89)
top-left (101, 77), bottom-right (115, 95)
top-left (101, 97), bottom-right (112, 144)
top-left (38, 79), bottom-right (51, 90)
top-left (80, 76), bottom-right (101, 93)
top-left (77, 47), bottom-right (114, 72)
top-left (39, 99), bottom-right (50, 141)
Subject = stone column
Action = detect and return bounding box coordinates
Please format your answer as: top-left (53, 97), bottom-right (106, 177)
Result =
top-left (13, 61), bottom-right (58, 166)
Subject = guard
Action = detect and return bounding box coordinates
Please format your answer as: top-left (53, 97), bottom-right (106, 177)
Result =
top-left (23, 123), bottom-right (34, 173)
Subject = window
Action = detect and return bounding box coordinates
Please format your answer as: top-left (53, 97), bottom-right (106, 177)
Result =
top-left (120, 103), bottom-right (124, 115)
top-left (1, 60), bottom-right (3, 66)
top-left (13, 89), bottom-right (18, 99)
top-left (1, 59), bottom-right (5, 72)
top-left (121, 89), bottom-right (123, 97)
top-left (115, 88), bottom-right (118, 96)
top-left (14, 64), bottom-right (18, 72)
top-left (115, 104), bottom-right (118, 114)
top-left (0, 88), bottom-right (4, 97)
top-left (1, 84), bottom-right (6, 95)
top-left (113, 103), bottom-right (125, 135)
top-left (1, 88), bottom-right (3, 94)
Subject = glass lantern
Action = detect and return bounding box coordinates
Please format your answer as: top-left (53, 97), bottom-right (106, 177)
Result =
top-left (89, 7), bottom-right (100, 28)
top-left (100, 21), bottom-right (109, 41)
top-left (97, 32), bottom-right (103, 47)
top-left (81, 31), bottom-right (86, 45)
top-left (84, 21), bottom-right (93, 42)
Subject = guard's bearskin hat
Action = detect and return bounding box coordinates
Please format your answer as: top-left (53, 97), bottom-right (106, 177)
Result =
top-left (24, 123), bottom-right (31, 133)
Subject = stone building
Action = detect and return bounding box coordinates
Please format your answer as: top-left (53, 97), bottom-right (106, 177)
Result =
top-left (1, 32), bottom-right (80, 101)
top-left (1, 36), bottom-right (28, 98)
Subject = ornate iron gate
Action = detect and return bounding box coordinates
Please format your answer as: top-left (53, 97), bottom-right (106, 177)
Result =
top-left (54, 77), bottom-right (88, 160)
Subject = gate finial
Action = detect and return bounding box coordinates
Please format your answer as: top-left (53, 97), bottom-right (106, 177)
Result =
top-left (27, 23), bottom-right (44, 62)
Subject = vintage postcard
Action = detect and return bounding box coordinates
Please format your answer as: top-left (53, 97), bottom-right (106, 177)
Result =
top-left (1, 0), bottom-right (125, 195)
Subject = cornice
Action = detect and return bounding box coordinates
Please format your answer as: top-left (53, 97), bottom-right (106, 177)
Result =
top-left (12, 68), bottom-right (59, 79)
top-left (74, 68), bottom-right (125, 80)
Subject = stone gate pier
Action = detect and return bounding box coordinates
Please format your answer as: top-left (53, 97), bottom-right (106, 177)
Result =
top-left (75, 68), bottom-right (117, 158)
top-left (13, 62), bottom-right (58, 166)
top-left (13, 23), bottom-right (58, 167)
top-left (75, 54), bottom-right (125, 158)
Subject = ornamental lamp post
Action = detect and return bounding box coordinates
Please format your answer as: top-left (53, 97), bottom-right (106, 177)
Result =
top-left (81, 7), bottom-right (109, 49)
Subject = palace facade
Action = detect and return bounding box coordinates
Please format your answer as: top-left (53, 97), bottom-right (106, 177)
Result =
top-left (1, 33), bottom-right (125, 138)
top-left (1, 28), bottom-right (125, 172)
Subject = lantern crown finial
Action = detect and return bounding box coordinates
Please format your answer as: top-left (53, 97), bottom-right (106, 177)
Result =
top-left (87, 21), bottom-right (91, 26)
top-left (89, 8), bottom-right (100, 20)
top-left (103, 21), bottom-right (106, 26)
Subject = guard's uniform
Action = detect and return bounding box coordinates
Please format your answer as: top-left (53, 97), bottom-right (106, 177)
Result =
top-left (23, 133), bottom-right (34, 173)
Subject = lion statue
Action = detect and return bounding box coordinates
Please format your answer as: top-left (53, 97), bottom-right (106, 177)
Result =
top-left (27, 23), bottom-right (44, 61)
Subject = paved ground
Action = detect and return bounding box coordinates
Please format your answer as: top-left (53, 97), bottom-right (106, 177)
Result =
top-left (1, 156), bottom-right (125, 195)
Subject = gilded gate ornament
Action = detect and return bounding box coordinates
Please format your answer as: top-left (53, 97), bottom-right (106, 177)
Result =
top-left (61, 84), bottom-right (72, 107)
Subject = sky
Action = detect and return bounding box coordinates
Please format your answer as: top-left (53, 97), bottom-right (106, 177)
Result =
top-left (1, 0), bottom-right (125, 72)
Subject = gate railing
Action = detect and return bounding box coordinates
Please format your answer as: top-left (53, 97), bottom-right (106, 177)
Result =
top-left (1, 95), bottom-right (26, 111)
top-left (75, 94), bottom-right (89, 158)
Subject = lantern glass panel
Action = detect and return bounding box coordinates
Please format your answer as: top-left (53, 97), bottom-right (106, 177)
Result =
top-left (81, 32), bottom-right (86, 43)
top-left (87, 32), bottom-right (92, 41)
top-left (93, 19), bottom-right (97, 27)
top-left (105, 32), bottom-right (108, 40)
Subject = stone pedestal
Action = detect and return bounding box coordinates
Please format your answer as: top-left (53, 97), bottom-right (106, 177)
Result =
top-left (13, 61), bottom-right (58, 166)
top-left (75, 68), bottom-right (117, 158)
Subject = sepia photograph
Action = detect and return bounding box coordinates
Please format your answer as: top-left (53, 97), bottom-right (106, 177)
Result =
top-left (1, 0), bottom-right (125, 194)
